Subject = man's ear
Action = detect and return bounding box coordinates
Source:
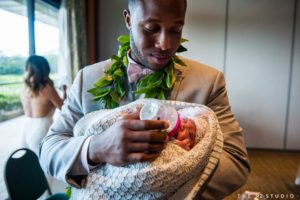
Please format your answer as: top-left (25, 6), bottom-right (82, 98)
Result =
top-left (123, 9), bottom-right (132, 30)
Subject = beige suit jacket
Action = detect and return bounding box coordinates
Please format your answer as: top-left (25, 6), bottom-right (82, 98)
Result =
top-left (40, 57), bottom-right (250, 199)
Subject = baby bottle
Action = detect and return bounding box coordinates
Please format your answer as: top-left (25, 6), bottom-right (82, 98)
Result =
top-left (140, 100), bottom-right (181, 137)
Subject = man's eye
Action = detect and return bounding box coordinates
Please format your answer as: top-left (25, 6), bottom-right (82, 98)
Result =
top-left (145, 27), bottom-right (159, 33)
top-left (172, 27), bottom-right (183, 33)
top-left (144, 24), bottom-right (160, 33)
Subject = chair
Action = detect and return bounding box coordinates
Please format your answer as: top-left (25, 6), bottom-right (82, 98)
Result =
top-left (4, 148), bottom-right (68, 200)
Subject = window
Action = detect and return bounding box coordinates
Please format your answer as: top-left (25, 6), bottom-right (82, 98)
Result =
top-left (0, 0), bottom-right (28, 120)
top-left (35, 0), bottom-right (60, 81)
top-left (0, 0), bottom-right (61, 121)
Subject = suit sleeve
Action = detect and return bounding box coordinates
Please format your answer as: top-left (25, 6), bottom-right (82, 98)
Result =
top-left (196, 72), bottom-right (251, 199)
top-left (39, 69), bottom-right (90, 188)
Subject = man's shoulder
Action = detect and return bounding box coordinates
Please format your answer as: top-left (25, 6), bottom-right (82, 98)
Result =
top-left (72, 59), bottom-right (113, 113)
top-left (182, 57), bottom-right (220, 74)
top-left (81, 59), bottom-right (112, 75)
top-left (179, 57), bottom-right (222, 79)
top-left (173, 57), bottom-right (225, 104)
top-left (78, 59), bottom-right (112, 84)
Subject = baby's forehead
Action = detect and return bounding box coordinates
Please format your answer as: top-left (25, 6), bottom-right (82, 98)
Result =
top-left (182, 118), bottom-right (193, 122)
top-left (182, 118), bottom-right (192, 122)
top-left (181, 118), bottom-right (196, 128)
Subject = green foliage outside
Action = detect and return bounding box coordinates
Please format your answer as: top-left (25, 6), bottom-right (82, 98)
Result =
top-left (0, 74), bottom-right (23, 83)
top-left (0, 54), bottom-right (26, 75)
top-left (0, 52), bottom-right (58, 75)
top-left (0, 78), bottom-right (22, 114)
top-left (0, 94), bottom-right (22, 112)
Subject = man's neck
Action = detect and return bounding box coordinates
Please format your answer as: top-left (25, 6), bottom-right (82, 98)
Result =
top-left (128, 49), bottom-right (151, 69)
top-left (127, 50), bottom-right (139, 65)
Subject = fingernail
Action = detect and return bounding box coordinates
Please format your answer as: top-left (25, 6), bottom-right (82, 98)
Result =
top-left (164, 121), bottom-right (169, 129)
top-left (165, 136), bottom-right (169, 142)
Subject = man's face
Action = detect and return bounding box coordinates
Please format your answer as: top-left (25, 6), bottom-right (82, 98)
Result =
top-left (124, 0), bottom-right (186, 70)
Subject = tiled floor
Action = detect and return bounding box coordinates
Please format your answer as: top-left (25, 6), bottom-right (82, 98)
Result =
top-left (0, 116), bottom-right (67, 199)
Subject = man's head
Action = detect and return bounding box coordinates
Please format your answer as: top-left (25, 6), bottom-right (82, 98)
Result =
top-left (124, 0), bottom-right (187, 70)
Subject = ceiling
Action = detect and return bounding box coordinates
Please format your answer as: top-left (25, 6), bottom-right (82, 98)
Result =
top-left (0, 0), bottom-right (59, 27)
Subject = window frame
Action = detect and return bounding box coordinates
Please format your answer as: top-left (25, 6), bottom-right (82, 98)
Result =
top-left (26, 0), bottom-right (61, 55)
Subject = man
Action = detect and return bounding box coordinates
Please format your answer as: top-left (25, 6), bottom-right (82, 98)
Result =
top-left (40, 0), bottom-right (250, 199)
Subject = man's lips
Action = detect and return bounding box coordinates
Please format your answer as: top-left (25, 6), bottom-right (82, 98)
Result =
top-left (150, 53), bottom-right (172, 65)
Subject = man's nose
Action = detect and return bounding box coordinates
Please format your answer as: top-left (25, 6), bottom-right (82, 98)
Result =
top-left (155, 32), bottom-right (171, 51)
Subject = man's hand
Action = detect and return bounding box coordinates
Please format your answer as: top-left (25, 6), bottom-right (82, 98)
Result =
top-left (87, 111), bottom-right (169, 166)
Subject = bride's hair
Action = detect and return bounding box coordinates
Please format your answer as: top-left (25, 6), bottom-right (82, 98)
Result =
top-left (24, 55), bottom-right (54, 97)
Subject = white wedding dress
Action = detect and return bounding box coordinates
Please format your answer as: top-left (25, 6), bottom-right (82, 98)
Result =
top-left (21, 109), bottom-right (54, 155)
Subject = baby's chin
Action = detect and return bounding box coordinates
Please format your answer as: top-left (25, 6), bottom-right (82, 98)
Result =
top-left (172, 138), bottom-right (193, 151)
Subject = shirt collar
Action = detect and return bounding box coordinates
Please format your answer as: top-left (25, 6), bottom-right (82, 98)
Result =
top-left (127, 50), bottom-right (138, 65)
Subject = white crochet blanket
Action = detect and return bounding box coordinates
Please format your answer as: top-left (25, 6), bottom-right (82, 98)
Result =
top-left (74, 99), bottom-right (223, 200)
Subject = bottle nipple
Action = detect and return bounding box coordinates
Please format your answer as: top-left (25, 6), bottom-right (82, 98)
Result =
top-left (140, 101), bottom-right (180, 137)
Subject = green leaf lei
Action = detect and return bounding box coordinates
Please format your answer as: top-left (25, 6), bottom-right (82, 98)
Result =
top-left (87, 35), bottom-right (188, 109)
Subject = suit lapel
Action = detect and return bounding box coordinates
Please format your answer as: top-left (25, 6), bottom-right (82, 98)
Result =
top-left (169, 64), bottom-right (186, 100)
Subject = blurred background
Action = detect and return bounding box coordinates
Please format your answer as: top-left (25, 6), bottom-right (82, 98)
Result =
top-left (0, 0), bottom-right (299, 199)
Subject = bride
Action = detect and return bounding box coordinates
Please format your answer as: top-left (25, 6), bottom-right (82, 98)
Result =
top-left (20, 55), bottom-right (67, 155)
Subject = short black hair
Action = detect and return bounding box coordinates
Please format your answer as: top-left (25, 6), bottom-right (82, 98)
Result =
top-left (128, 0), bottom-right (187, 11)
top-left (128, 0), bottom-right (137, 11)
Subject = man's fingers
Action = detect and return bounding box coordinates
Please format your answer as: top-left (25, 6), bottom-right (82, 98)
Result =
top-left (129, 131), bottom-right (167, 142)
top-left (124, 119), bottom-right (169, 131)
top-left (127, 152), bottom-right (160, 162)
top-left (127, 142), bottom-right (165, 153)
top-left (118, 111), bottom-right (140, 120)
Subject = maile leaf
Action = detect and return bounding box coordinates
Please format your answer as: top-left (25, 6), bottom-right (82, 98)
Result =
top-left (110, 90), bottom-right (120, 103)
top-left (92, 87), bottom-right (110, 100)
top-left (117, 35), bottom-right (130, 44)
top-left (180, 38), bottom-right (189, 43)
top-left (176, 45), bottom-right (188, 53)
top-left (118, 42), bottom-right (130, 57)
top-left (137, 71), bottom-right (162, 87)
top-left (134, 85), bottom-right (157, 94)
top-left (173, 56), bottom-right (187, 66)
top-left (158, 90), bottom-right (166, 100)
top-left (145, 92), bottom-right (158, 98)
top-left (113, 69), bottom-right (124, 78)
top-left (93, 75), bottom-right (113, 87)
top-left (165, 73), bottom-right (171, 88)
top-left (106, 97), bottom-right (118, 109)
top-left (111, 55), bottom-right (120, 62)
top-left (171, 73), bottom-right (176, 87)
top-left (66, 186), bottom-right (72, 199)
top-left (122, 55), bottom-right (128, 67)
top-left (115, 79), bottom-right (125, 97)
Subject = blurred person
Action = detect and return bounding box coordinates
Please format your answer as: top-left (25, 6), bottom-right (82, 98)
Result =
top-left (20, 55), bottom-right (66, 155)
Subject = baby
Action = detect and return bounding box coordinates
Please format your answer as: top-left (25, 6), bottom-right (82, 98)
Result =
top-left (172, 118), bottom-right (197, 151)
top-left (73, 99), bottom-right (222, 200)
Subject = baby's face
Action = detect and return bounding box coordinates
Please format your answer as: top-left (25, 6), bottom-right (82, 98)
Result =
top-left (175, 118), bottom-right (196, 142)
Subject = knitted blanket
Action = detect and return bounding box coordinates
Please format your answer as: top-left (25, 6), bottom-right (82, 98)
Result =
top-left (74, 99), bottom-right (223, 200)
